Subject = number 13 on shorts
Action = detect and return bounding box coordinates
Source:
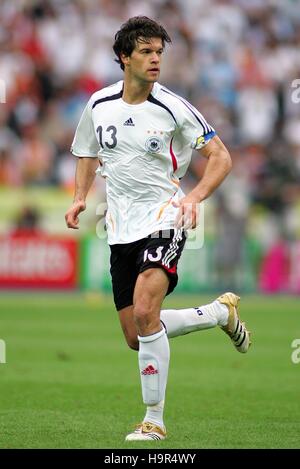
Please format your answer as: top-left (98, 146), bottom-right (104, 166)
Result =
top-left (144, 246), bottom-right (164, 262)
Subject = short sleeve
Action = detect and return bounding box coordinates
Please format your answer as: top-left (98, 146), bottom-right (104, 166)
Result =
top-left (177, 100), bottom-right (216, 150)
top-left (71, 97), bottom-right (100, 157)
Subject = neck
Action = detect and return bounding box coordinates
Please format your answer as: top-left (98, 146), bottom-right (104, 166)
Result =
top-left (122, 76), bottom-right (154, 104)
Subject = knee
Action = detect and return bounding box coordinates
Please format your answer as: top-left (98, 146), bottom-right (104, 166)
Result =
top-left (133, 303), bottom-right (154, 330)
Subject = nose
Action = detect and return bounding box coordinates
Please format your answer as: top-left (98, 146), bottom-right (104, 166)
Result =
top-left (151, 52), bottom-right (160, 63)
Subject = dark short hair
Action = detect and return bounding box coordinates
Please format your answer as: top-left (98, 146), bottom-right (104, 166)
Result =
top-left (113, 16), bottom-right (171, 70)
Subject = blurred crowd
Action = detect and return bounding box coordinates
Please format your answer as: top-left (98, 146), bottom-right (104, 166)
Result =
top-left (0, 0), bottom-right (300, 244)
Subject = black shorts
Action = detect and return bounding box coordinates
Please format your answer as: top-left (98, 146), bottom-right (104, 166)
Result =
top-left (109, 229), bottom-right (186, 311)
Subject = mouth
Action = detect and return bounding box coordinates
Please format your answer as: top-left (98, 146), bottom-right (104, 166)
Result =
top-left (148, 68), bottom-right (160, 73)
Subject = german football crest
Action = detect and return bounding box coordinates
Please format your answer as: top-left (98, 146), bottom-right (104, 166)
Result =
top-left (145, 136), bottom-right (163, 154)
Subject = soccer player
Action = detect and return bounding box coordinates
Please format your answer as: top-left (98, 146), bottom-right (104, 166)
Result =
top-left (65, 16), bottom-right (251, 441)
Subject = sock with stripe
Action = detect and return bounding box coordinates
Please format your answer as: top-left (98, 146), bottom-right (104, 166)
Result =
top-left (138, 328), bottom-right (169, 430)
top-left (160, 300), bottom-right (229, 338)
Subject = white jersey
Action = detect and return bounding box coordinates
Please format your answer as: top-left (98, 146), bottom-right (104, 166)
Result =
top-left (71, 81), bottom-right (215, 244)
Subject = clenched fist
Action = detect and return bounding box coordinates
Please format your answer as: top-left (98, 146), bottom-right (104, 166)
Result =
top-left (65, 200), bottom-right (86, 229)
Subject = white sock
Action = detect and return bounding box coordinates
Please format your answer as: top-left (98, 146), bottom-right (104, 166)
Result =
top-left (160, 300), bottom-right (229, 338)
top-left (143, 400), bottom-right (165, 429)
top-left (138, 328), bottom-right (170, 429)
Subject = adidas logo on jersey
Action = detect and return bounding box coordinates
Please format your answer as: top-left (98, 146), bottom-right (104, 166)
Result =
top-left (123, 117), bottom-right (135, 126)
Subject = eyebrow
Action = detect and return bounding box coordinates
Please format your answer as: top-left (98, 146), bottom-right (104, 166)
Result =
top-left (139, 47), bottom-right (164, 52)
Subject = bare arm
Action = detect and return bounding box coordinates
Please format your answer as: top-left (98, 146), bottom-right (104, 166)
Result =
top-left (65, 157), bottom-right (99, 229)
top-left (190, 135), bottom-right (232, 201)
top-left (175, 135), bottom-right (232, 228)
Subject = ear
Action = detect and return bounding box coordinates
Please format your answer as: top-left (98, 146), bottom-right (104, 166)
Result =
top-left (120, 53), bottom-right (130, 67)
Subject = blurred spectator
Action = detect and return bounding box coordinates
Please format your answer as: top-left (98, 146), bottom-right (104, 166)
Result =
top-left (12, 206), bottom-right (42, 235)
top-left (15, 123), bottom-right (55, 185)
top-left (253, 138), bottom-right (300, 243)
top-left (214, 148), bottom-right (252, 290)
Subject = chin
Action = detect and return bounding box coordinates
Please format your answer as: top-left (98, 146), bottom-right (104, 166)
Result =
top-left (147, 77), bottom-right (158, 83)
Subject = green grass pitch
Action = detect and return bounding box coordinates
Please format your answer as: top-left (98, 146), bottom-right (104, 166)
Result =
top-left (0, 292), bottom-right (299, 449)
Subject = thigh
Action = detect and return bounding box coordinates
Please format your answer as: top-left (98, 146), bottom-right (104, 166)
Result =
top-left (133, 267), bottom-right (169, 335)
top-left (118, 268), bottom-right (169, 345)
top-left (134, 267), bottom-right (169, 308)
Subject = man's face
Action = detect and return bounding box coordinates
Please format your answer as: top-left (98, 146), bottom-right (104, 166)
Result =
top-left (122, 37), bottom-right (163, 83)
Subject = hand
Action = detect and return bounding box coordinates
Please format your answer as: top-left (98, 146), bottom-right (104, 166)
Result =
top-left (65, 200), bottom-right (86, 229)
top-left (172, 194), bottom-right (201, 230)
